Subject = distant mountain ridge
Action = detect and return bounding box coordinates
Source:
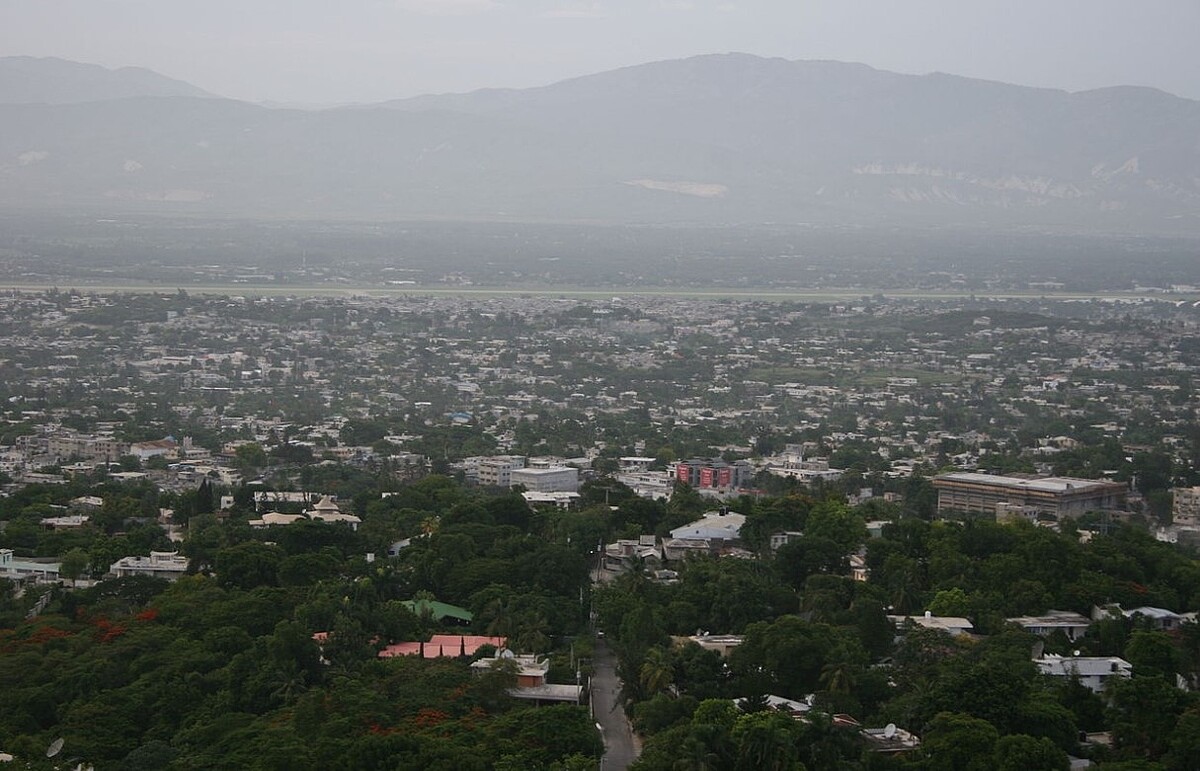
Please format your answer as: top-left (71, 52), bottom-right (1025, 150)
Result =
top-left (0, 56), bottom-right (215, 104)
top-left (1, 53), bottom-right (1198, 232)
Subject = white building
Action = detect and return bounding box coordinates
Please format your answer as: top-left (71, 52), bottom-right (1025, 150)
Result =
top-left (669, 510), bottom-right (745, 542)
top-left (521, 491), bottom-right (580, 509)
top-left (889, 611), bottom-right (975, 637)
top-left (661, 510), bottom-right (748, 561)
top-left (40, 514), bottom-right (90, 530)
top-left (477, 456), bottom-right (527, 487)
top-left (1035, 654), bottom-right (1131, 694)
top-left (307, 495), bottom-right (362, 529)
top-left (1007, 610), bottom-right (1092, 641)
top-left (109, 551), bottom-right (190, 581)
top-left (0, 549), bottom-right (61, 583)
top-left (248, 495), bottom-right (361, 530)
top-left (510, 466), bottom-right (579, 493)
top-left (614, 469), bottom-right (675, 500)
top-left (619, 457), bottom-right (657, 471)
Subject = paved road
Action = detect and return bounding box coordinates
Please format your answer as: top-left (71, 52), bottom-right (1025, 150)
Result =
top-left (592, 638), bottom-right (640, 770)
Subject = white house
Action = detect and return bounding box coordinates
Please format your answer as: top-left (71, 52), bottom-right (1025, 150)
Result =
top-left (1007, 610), bottom-right (1092, 642)
top-left (889, 611), bottom-right (975, 637)
top-left (1035, 654), bottom-right (1131, 694)
top-left (109, 551), bottom-right (190, 581)
top-left (0, 549), bottom-right (61, 583)
top-left (669, 510), bottom-right (745, 541)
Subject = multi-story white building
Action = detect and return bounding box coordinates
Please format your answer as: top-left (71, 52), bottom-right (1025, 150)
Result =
top-left (477, 456), bottom-right (527, 487)
top-left (510, 466), bottom-right (578, 493)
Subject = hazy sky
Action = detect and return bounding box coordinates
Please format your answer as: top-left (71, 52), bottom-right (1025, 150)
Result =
top-left (3, 0), bottom-right (1197, 104)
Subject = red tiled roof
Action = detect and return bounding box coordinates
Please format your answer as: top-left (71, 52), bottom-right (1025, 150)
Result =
top-left (378, 634), bottom-right (506, 659)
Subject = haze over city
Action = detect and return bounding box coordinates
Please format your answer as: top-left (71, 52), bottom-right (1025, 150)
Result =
top-left (2, 3), bottom-right (1200, 770)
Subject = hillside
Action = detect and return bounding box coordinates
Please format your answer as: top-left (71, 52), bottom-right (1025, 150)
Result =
top-left (1, 54), bottom-right (1198, 231)
top-left (0, 56), bottom-right (215, 104)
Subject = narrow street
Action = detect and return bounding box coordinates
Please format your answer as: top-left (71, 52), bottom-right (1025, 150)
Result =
top-left (591, 638), bottom-right (640, 770)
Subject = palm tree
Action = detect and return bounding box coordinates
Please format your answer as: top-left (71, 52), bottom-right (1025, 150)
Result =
top-left (819, 658), bottom-right (857, 695)
top-left (639, 646), bottom-right (674, 696)
top-left (514, 612), bottom-right (550, 653)
top-left (269, 664), bottom-right (309, 704)
top-left (733, 712), bottom-right (799, 771)
top-left (484, 597), bottom-right (517, 639)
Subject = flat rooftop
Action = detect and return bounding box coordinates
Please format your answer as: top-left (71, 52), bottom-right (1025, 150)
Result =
top-left (934, 472), bottom-right (1121, 494)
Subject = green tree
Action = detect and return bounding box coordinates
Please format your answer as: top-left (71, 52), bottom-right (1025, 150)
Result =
top-left (1166, 708), bottom-right (1200, 771)
top-left (992, 734), bottom-right (1069, 771)
top-left (922, 712), bottom-right (999, 771)
top-left (731, 710), bottom-right (804, 771)
top-left (927, 587), bottom-right (971, 617)
top-left (235, 442), bottom-right (269, 472)
top-left (215, 542), bottom-right (284, 590)
top-left (1125, 631), bottom-right (1179, 678)
top-left (639, 646), bottom-right (675, 697)
top-left (1108, 675), bottom-right (1186, 759)
top-left (59, 547), bottom-right (90, 582)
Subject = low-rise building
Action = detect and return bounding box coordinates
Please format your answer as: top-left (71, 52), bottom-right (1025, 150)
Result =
top-left (109, 551), bottom-right (190, 581)
top-left (889, 611), bottom-right (974, 637)
top-left (680, 633), bottom-right (744, 657)
top-left (0, 549), bottom-right (61, 583)
top-left (379, 634), bottom-right (505, 659)
top-left (40, 514), bottom-right (90, 530)
top-left (1035, 654), bottom-right (1131, 694)
top-left (471, 650), bottom-right (584, 705)
top-left (603, 535), bottom-right (662, 573)
top-left (1007, 610), bottom-right (1092, 641)
top-left (861, 725), bottom-right (922, 755)
top-left (669, 509), bottom-right (745, 542)
top-left (521, 490), bottom-right (580, 509)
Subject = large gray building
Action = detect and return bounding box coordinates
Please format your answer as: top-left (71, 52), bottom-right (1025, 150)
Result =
top-left (932, 472), bottom-right (1125, 519)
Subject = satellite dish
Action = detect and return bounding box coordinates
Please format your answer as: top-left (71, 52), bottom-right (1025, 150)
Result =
top-left (46, 738), bottom-right (64, 758)
top-left (884, 723), bottom-right (897, 739)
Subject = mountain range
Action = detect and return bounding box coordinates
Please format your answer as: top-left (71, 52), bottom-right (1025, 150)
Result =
top-left (1, 54), bottom-right (1198, 232)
